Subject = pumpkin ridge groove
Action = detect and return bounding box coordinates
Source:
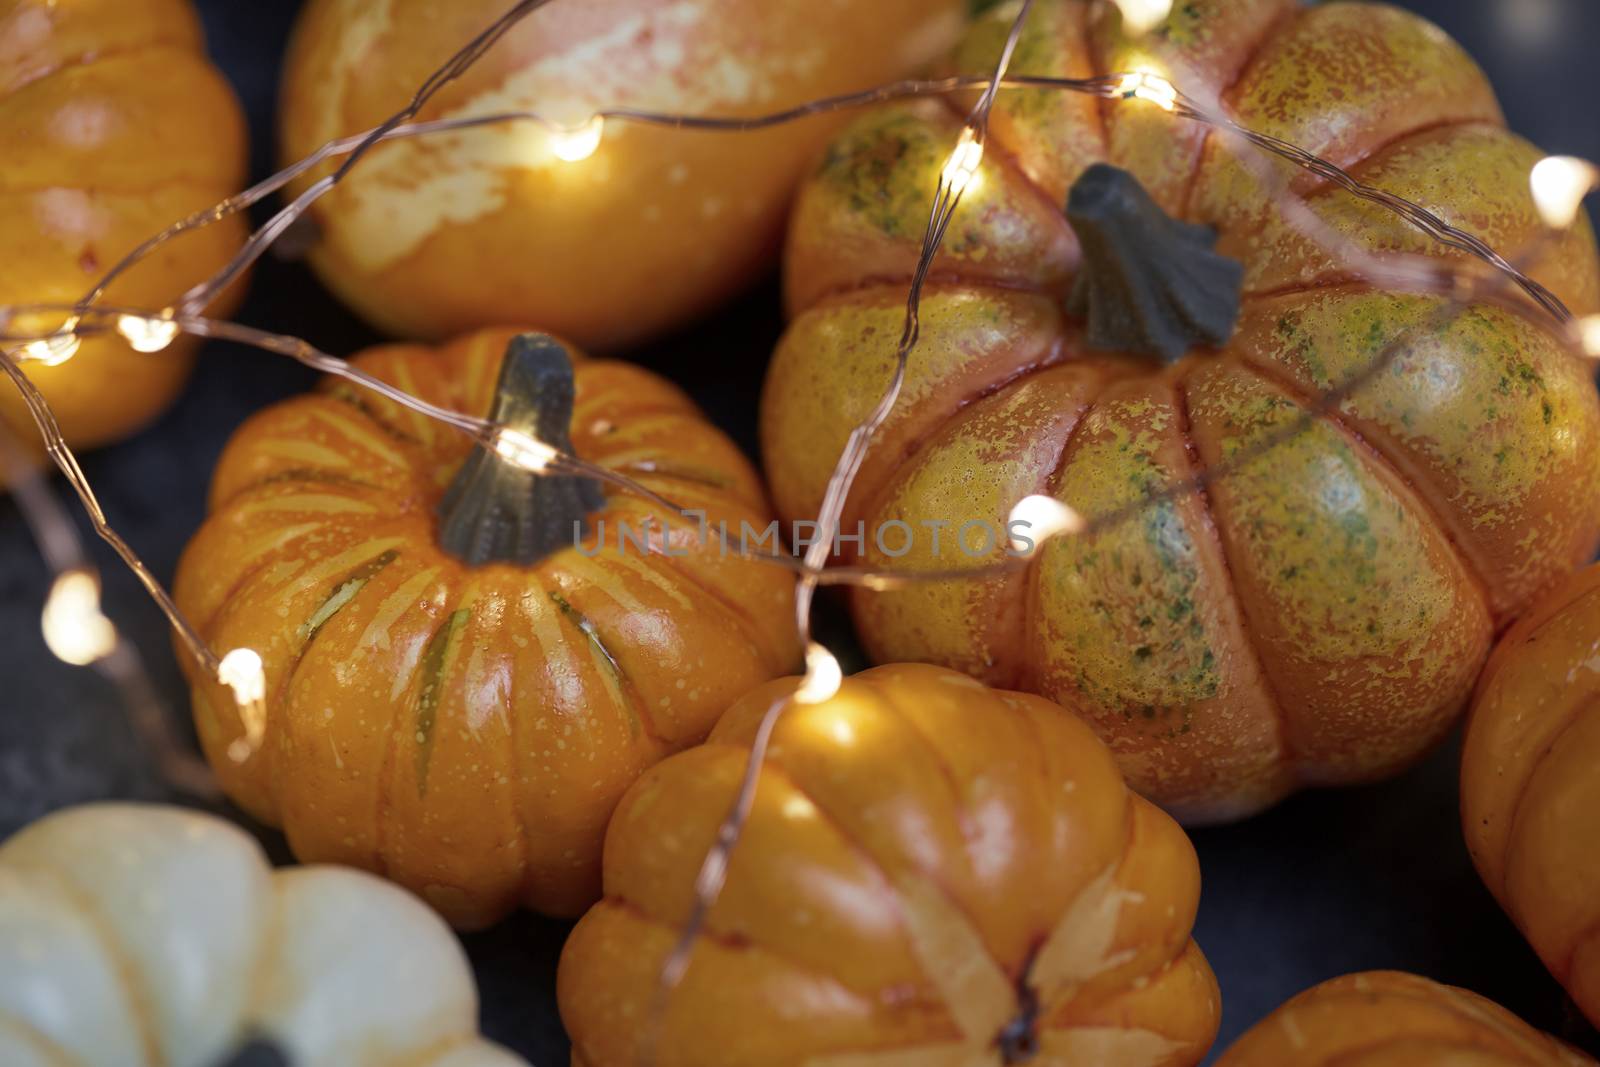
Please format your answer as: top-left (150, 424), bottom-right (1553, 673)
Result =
top-left (1233, 353), bottom-right (1496, 621)
top-left (1175, 1), bottom-right (1309, 224)
top-left (845, 327), bottom-right (1089, 537)
top-left (1500, 691), bottom-right (1600, 939)
top-left (16, 864), bottom-right (167, 1067)
top-left (636, 547), bottom-right (778, 674)
top-left (927, 74), bottom-right (1082, 269)
top-left (546, 588), bottom-right (662, 745)
top-left (599, 893), bottom-right (873, 992)
top-left (0, 1014), bottom-right (79, 1067)
top-left (1169, 370), bottom-right (1296, 769)
top-left (1021, 384), bottom-right (1110, 694)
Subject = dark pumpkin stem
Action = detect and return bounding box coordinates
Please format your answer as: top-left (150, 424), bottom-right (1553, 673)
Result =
top-left (437, 334), bottom-right (604, 566)
top-left (1064, 163), bottom-right (1244, 363)
top-left (209, 1038), bottom-right (290, 1067)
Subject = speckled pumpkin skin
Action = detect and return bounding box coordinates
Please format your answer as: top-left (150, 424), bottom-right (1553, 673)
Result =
top-left (1462, 563), bottom-right (1600, 1031)
top-left (174, 328), bottom-right (799, 928)
top-left (277, 0), bottom-right (965, 350)
top-left (559, 664), bottom-right (1219, 1067)
top-left (0, 0), bottom-right (247, 455)
top-left (1215, 971), bottom-right (1594, 1066)
top-left (761, 0), bottom-right (1600, 822)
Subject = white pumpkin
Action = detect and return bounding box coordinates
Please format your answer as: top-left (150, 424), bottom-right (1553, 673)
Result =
top-left (0, 803), bottom-right (528, 1067)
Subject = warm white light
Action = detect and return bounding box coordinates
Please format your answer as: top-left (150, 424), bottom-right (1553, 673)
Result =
top-left (793, 641), bottom-right (843, 705)
top-left (116, 312), bottom-right (181, 354)
top-left (549, 115), bottom-right (605, 163)
top-left (41, 569), bottom-right (117, 667)
top-left (20, 330), bottom-right (81, 367)
top-left (492, 427), bottom-right (559, 472)
top-left (1008, 494), bottom-right (1086, 556)
top-left (218, 647), bottom-right (266, 762)
top-left (1578, 314), bottom-right (1600, 358)
top-left (1530, 155), bottom-right (1598, 230)
top-left (941, 127), bottom-right (985, 196)
top-left (1112, 0), bottom-right (1173, 35)
top-left (1116, 70), bottom-right (1179, 112)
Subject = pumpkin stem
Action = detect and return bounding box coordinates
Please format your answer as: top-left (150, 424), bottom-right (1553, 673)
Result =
top-left (209, 1038), bottom-right (289, 1067)
top-left (437, 334), bottom-right (604, 566)
top-left (1064, 163), bottom-right (1243, 363)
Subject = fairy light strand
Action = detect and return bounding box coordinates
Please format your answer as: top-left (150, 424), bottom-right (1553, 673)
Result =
top-left (0, 6), bottom-right (1593, 1042)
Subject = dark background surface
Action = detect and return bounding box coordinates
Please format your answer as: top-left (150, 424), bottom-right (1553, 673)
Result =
top-left (2, 1), bottom-right (1598, 1062)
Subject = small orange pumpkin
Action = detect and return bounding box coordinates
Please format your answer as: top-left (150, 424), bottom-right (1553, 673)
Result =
top-left (761, 0), bottom-right (1600, 822)
top-left (0, 0), bottom-right (247, 453)
top-left (174, 327), bottom-right (798, 928)
top-left (559, 663), bottom-right (1220, 1067)
top-left (277, 0), bottom-right (965, 349)
top-left (1462, 562), bottom-right (1600, 1030)
top-left (1214, 971), bottom-right (1593, 1066)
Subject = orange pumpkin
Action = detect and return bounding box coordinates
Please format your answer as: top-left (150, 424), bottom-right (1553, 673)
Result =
top-left (277, 0), bottom-right (965, 349)
top-left (1462, 562), bottom-right (1600, 1031)
top-left (0, 0), bottom-right (247, 453)
top-left (761, 0), bottom-right (1600, 822)
top-left (559, 663), bottom-right (1220, 1067)
top-left (173, 327), bottom-right (799, 928)
top-left (1214, 971), bottom-right (1593, 1066)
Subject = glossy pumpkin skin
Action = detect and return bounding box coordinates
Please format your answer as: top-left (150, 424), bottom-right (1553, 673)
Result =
top-left (0, 804), bottom-right (527, 1067)
top-left (0, 0), bottom-right (247, 454)
top-left (278, 0), bottom-right (965, 350)
top-left (1462, 563), bottom-right (1600, 1031)
top-left (559, 664), bottom-right (1220, 1067)
top-left (762, 0), bottom-right (1600, 823)
top-left (1215, 971), bottom-right (1593, 1066)
top-left (174, 327), bottom-right (799, 928)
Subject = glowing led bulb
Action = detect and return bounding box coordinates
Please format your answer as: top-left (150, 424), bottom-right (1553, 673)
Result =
top-left (793, 642), bottom-right (843, 705)
top-left (1579, 314), bottom-right (1600, 358)
top-left (20, 330), bottom-right (81, 366)
top-left (941, 127), bottom-right (985, 195)
top-left (41, 568), bottom-right (117, 667)
top-left (1116, 70), bottom-right (1179, 112)
top-left (1008, 494), bottom-right (1085, 556)
top-left (549, 115), bottom-right (605, 162)
top-left (1530, 155), bottom-right (1598, 230)
top-left (492, 426), bottom-right (559, 472)
top-left (218, 647), bottom-right (267, 762)
top-left (117, 312), bottom-right (181, 354)
top-left (1112, 0), bottom-right (1173, 34)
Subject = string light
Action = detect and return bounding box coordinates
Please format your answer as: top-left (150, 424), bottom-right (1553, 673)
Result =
top-left (1579, 315), bottom-right (1600, 358)
top-left (217, 647), bottom-right (266, 762)
top-left (941, 127), bottom-right (986, 195)
top-left (1007, 494), bottom-right (1085, 557)
top-left (1529, 155), bottom-right (1598, 230)
top-left (793, 642), bottom-right (843, 705)
top-left (1110, 0), bottom-right (1174, 35)
top-left (40, 568), bottom-right (117, 667)
top-left (1116, 69), bottom-right (1179, 111)
top-left (19, 330), bottom-right (81, 367)
top-left (492, 426), bottom-right (559, 472)
top-left (548, 115), bottom-right (605, 162)
top-left (116, 312), bottom-right (181, 354)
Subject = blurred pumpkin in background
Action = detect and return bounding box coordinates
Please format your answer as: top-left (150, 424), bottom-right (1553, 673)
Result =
top-left (1214, 971), bottom-right (1593, 1066)
top-left (559, 663), bottom-right (1220, 1067)
top-left (174, 327), bottom-right (798, 928)
top-left (1462, 562), bottom-right (1600, 1032)
top-left (0, 803), bottom-right (527, 1067)
top-left (277, 0), bottom-right (965, 349)
top-left (762, 0), bottom-right (1600, 823)
top-left (0, 0), bottom-right (247, 454)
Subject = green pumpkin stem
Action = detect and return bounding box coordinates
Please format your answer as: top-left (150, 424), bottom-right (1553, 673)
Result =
top-left (1064, 163), bottom-right (1244, 363)
top-left (437, 334), bottom-right (604, 566)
